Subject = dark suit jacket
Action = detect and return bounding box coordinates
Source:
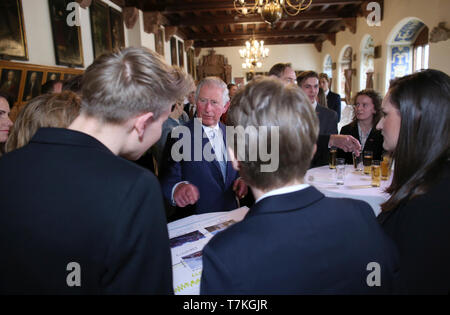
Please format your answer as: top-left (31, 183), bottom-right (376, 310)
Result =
top-left (0, 128), bottom-right (173, 294)
top-left (377, 164), bottom-right (450, 294)
top-left (160, 119), bottom-right (239, 214)
top-left (184, 103), bottom-right (196, 118)
top-left (201, 186), bottom-right (399, 294)
top-left (339, 122), bottom-right (384, 164)
top-left (327, 90), bottom-right (342, 121)
top-left (311, 104), bottom-right (338, 167)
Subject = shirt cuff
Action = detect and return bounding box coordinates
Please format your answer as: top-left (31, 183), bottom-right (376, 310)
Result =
top-left (171, 181), bottom-right (190, 206)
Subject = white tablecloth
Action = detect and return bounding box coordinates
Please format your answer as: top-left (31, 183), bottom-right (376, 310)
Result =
top-left (306, 165), bottom-right (391, 216)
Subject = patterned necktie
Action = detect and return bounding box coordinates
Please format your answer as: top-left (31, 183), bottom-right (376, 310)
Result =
top-left (209, 129), bottom-right (226, 182)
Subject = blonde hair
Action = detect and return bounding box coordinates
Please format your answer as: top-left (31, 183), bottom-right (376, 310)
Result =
top-left (6, 91), bottom-right (80, 152)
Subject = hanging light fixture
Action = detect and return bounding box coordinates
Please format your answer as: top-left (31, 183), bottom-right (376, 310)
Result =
top-left (233, 0), bottom-right (313, 26)
top-left (239, 38), bottom-right (269, 71)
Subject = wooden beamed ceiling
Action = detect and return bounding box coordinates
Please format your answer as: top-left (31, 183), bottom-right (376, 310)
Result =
top-left (111, 0), bottom-right (380, 49)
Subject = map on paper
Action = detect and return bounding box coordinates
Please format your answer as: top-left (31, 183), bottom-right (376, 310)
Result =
top-left (168, 207), bottom-right (249, 295)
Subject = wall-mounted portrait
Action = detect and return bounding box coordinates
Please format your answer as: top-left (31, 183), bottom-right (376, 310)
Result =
top-left (170, 37), bottom-right (177, 66)
top-left (90, 0), bottom-right (112, 60)
top-left (178, 40), bottom-right (184, 68)
top-left (46, 72), bottom-right (61, 82)
top-left (110, 7), bottom-right (125, 52)
top-left (48, 0), bottom-right (84, 67)
top-left (155, 28), bottom-right (164, 57)
top-left (0, 0), bottom-right (28, 61)
top-left (22, 70), bottom-right (43, 102)
top-left (0, 68), bottom-right (22, 103)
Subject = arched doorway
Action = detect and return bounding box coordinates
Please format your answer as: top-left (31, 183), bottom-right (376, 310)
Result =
top-left (360, 35), bottom-right (375, 90)
top-left (338, 45), bottom-right (353, 104)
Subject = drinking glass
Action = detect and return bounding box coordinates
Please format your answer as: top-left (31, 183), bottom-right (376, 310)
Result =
top-left (352, 151), bottom-right (362, 172)
top-left (329, 148), bottom-right (337, 169)
top-left (336, 158), bottom-right (345, 185)
top-left (371, 160), bottom-right (381, 187)
top-left (363, 150), bottom-right (373, 175)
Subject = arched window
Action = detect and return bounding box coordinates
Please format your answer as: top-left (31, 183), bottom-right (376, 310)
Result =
top-left (360, 35), bottom-right (375, 90)
top-left (339, 46), bottom-right (352, 98)
top-left (323, 55), bottom-right (333, 79)
top-left (386, 18), bottom-right (429, 92)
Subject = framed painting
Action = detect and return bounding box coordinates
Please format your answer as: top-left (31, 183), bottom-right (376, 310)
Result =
top-left (155, 28), bottom-right (164, 56)
top-left (170, 37), bottom-right (177, 66)
top-left (0, 68), bottom-right (22, 103)
top-left (109, 7), bottom-right (125, 52)
top-left (186, 48), bottom-right (194, 77)
top-left (48, 0), bottom-right (84, 67)
top-left (178, 40), bottom-right (184, 68)
top-left (0, 0), bottom-right (28, 61)
top-left (22, 70), bottom-right (43, 102)
top-left (90, 0), bottom-right (112, 60)
top-left (46, 72), bottom-right (61, 82)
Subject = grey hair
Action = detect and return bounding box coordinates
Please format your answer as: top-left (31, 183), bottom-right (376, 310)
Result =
top-left (81, 47), bottom-right (192, 124)
top-left (195, 76), bottom-right (230, 106)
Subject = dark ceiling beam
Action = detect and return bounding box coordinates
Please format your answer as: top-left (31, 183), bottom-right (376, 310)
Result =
top-left (175, 12), bottom-right (344, 27)
top-left (187, 28), bottom-right (329, 41)
top-left (147, 0), bottom-right (363, 14)
top-left (195, 37), bottom-right (315, 48)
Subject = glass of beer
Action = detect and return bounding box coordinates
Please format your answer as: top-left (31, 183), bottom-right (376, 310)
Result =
top-left (352, 151), bottom-right (362, 172)
top-left (363, 150), bottom-right (373, 175)
top-left (329, 148), bottom-right (337, 169)
top-left (381, 153), bottom-right (392, 180)
top-left (336, 158), bottom-right (345, 185)
top-left (371, 160), bottom-right (381, 187)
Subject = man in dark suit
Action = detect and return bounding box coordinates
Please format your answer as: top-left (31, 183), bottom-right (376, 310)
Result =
top-left (183, 88), bottom-right (197, 120)
top-left (200, 77), bottom-right (399, 294)
top-left (319, 73), bottom-right (342, 121)
top-left (298, 71), bottom-right (340, 167)
top-left (161, 77), bottom-right (247, 216)
top-left (0, 47), bottom-right (192, 294)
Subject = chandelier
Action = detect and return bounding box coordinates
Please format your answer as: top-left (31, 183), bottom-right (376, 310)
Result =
top-left (239, 38), bottom-right (269, 71)
top-left (233, 0), bottom-right (313, 26)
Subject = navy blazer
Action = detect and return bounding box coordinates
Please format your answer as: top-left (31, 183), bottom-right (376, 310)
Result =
top-left (201, 186), bottom-right (399, 294)
top-left (311, 105), bottom-right (338, 167)
top-left (327, 91), bottom-right (342, 121)
top-left (339, 122), bottom-right (384, 164)
top-left (0, 128), bottom-right (173, 294)
top-left (160, 119), bottom-right (239, 214)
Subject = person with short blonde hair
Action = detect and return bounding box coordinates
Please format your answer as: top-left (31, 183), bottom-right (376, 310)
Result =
top-left (200, 77), bottom-right (399, 294)
top-left (5, 91), bottom-right (80, 152)
top-left (0, 47), bottom-right (192, 294)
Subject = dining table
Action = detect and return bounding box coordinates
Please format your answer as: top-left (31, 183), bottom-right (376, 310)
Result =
top-left (305, 165), bottom-right (392, 216)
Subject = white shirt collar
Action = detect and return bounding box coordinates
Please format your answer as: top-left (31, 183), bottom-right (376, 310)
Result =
top-left (202, 124), bottom-right (220, 133)
top-left (324, 89), bottom-right (330, 96)
top-left (255, 183), bottom-right (310, 204)
top-left (312, 100), bottom-right (318, 110)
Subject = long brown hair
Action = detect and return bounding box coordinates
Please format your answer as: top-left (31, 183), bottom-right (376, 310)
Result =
top-left (381, 69), bottom-right (450, 212)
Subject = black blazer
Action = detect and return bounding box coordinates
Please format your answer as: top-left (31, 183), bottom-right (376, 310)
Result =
top-left (311, 105), bottom-right (338, 167)
top-left (327, 91), bottom-right (342, 121)
top-left (0, 128), bottom-right (173, 294)
top-left (377, 164), bottom-right (450, 294)
top-left (201, 186), bottom-right (399, 294)
top-left (339, 122), bottom-right (384, 164)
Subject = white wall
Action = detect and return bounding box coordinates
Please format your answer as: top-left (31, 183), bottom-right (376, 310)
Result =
top-left (197, 44), bottom-right (321, 82)
top-left (19, 0), bottom-right (187, 72)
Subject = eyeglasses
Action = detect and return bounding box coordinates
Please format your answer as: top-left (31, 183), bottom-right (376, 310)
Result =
top-left (198, 97), bottom-right (223, 108)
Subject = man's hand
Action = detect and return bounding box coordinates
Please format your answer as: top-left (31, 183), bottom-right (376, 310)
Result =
top-left (329, 134), bottom-right (361, 154)
top-left (174, 183), bottom-right (200, 207)
top-left (233, 178), bottom-right (248, 199)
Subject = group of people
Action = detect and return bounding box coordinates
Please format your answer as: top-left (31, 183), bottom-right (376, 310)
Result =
top-left (0, 46), bottom-right (449, 294)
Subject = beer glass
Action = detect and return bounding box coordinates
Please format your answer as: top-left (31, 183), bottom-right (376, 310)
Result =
top-left (352, 151), bottom-right (362, 171)
top-left (329, 148), bottom-right (337, 169)
top-left (381, 153), bottom-right (392, 180)
top-left (371, 160), bottom-right (381, 187)
top-left (336, 158), bottom-right (345, 185)
top-left (363, 150), bottom-right (373, 175)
